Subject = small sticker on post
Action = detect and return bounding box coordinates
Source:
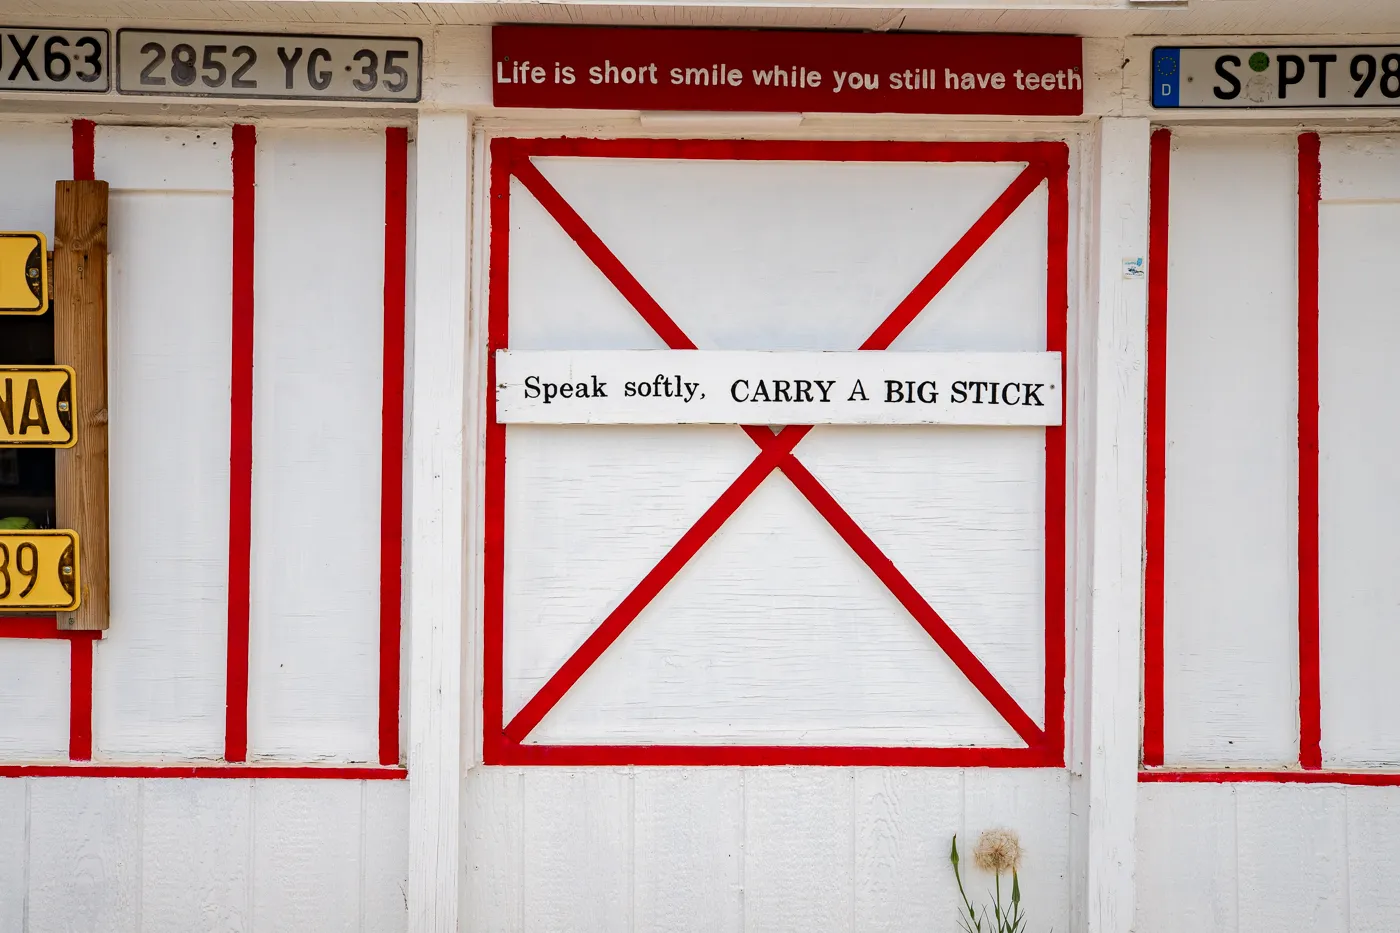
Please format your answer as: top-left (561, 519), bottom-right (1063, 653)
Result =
top-left (1123, 257), bottom-right (1145, 280)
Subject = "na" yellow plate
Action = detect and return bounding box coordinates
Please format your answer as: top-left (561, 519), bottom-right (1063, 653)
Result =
top-left (0, 232), bottom-right (48, 314)
top-left (0, 366), bottom-right (76, 448)
top-left (0, 530), bottom-right (80, 612)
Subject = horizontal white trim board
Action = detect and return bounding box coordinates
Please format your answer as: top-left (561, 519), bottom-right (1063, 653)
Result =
top-left (495, 350), bottom-right (1063, 425)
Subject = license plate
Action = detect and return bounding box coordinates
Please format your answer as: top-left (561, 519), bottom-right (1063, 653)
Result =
top-left (0, 232), bottom-right (48, 314)
top-left (0, 27), bottom-right (110, 93)
top-left (116, 30), bottom-right (421, 102)
top-left (0, 366), bottom-right (76, 448)
top-left (0, 530), bottom-right (80, 611)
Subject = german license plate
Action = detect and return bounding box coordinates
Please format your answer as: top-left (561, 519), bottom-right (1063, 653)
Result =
top-left (0, 530), bottom-right (80, 611)
top-left (0, 366), bottom-right (76, 448)
top-left (0, 232), bottom-right (48, 314)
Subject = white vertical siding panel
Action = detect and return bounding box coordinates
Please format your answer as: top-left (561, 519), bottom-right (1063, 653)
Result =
top-left (853, 770), bottom-right (962, 933)
top-left (0, 779), bottom-right (26, 933)
top-left (1318, 195), bottom-right (1400, 767)
top-left (27, 778), bottom-right (141, 933)
top-left (1163, 135), bottom-right (1300, 766)
top-left (634, 768), bottom-right (743, 933)
top-left (520, 770), bottom-right (632, 933)
top-left (464, 768), bottom-right (524, 933)
top-left (250, 128), bottom-right (385, 761)
top-left (361, 780), bottom-right (410, 933)
top-left (0, 121), bottom-right (70, 238)
top-left (99, 125), bottom-right (233, 758)
top-left (962, 770), bottom-right (1070, 933)
top-left (1347, 786), bottom-right (1400, 933)
top-left (0, 642), bottom-right (69, 759)
top-left (1235, 784), bottom-right (1348, 933)
top-left (1134, 784), bottom-right (1238, 933)
top-left (251, 780), bottom-right (363, 933)
top-left (743, 769), bottom-right (853, 933)
top-left (140, 779), bottom-right (252, 932)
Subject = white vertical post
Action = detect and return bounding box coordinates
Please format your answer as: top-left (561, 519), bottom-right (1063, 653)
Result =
top-left (406, 112), bottom-right (471, 933)
top-left (1078, 116), bottom-right (1151, 933)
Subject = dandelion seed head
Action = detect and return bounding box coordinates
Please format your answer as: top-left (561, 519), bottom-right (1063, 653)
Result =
top-left (972, 828), bottom-right (1023, 874)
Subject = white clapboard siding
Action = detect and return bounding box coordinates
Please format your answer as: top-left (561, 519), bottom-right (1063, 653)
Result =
top-left (1235, 784), bottom-right (1349, 933)
top-left (0, 777), bottom-right (407, 933)
top-left (1162, 134), bottom-right (1300, 766)
top-left (505, 152), bottom-right (1050, 747)
top-left (0, 641), bottom-right (69, 759)
top-left (1134, 784), bottom-right (1238, 933)
top-left (98, 125), bottom-right (234, 760)
top-left (0, 120), bottom-right (70, 240)
top-left (1318, 137), bottom-right (1400, 767)
top-left (250, 128), bottom-right (385, 761)
top-left (464, 767), bottom-right (1071, 933)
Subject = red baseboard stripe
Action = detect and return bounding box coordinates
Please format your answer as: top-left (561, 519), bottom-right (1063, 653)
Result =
top-left (378, 127), bottom-right (409, 767)
top-left (1141, 769), bottom-right (1400, 787)
top-left (225, 124), bottom-right (257, 763)
top-left (0, 619), bottom-right (100, 639)
top-left (0, 763), bottom-right (406, 780)
top-left (1297, 132), bottom-right (1323, 771)
top-left (1143, 128), bottom-right (1172, 768)
top-left (72, 119), bottom-right (95, 181)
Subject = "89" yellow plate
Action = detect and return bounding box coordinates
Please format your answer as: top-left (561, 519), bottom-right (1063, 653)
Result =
top-left (0, 530), bottom-right (80, 611)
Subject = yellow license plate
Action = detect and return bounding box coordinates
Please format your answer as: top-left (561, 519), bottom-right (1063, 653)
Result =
top-left (0, 232), bottom-right (48, 314)
top-left (0, 530), bottom-right (80, 611)
top-left (0, 366), bottom-right (76, 448)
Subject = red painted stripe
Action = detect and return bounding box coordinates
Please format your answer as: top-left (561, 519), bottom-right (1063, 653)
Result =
top-left (503, 425), bottom-right (812, 744)
top-left (68, 636), bottom-right (93, 760)
top-left (512, 157), bottom-right (696, 351)
top-left (0, 618), bottom-right (100, 639)
top-left (0, 763), bottom-right (406, 780)
top-left (1143, 128), bottom-right (1172, 768)
top-left (225, 124), bottom-right (257, 763)
top-left (863, 162), bottom-right (1048, 351)
top-left (1297, 131), bottom-right (1323, 771)
top-left (776, 452), bottom-right (1044, 747)
top-left (520, 137), bottom-right (1066, 166)
top-left (1140, 769), bottom-right (1400, 787)
top-left (482, 139), bottom-right (515, 760)
top-left (71, 119), bottom-right (95, 181)
top-left (498, 144), bottom-right (1054, 755)
top-left (502, 744), bottom-right (1059, 767)
top-left (1043, 148), bottom-right (1070, 764)
top-left (378, 127), bottom-right (409, 766)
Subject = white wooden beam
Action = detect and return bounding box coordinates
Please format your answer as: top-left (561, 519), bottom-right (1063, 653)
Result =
top-left (1077, 116), bottom-right (1151, 933)
top-left (406, 111), bottom-right (471, 933)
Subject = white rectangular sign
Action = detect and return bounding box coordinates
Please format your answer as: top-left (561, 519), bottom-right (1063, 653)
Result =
top-left (495, 351), bottom-right (1062, 426)
top-left (117, 30), bottom-right (421, 102)
top-left (1155, 46), bottom-right (1400, 108)
top-left (0, 28), bottom-right (109, 93)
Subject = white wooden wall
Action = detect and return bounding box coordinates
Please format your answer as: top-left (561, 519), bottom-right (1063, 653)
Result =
top-left (0, 119), bottom-right (407, 931)
top-left (0, 777), bottom-right (406, 933)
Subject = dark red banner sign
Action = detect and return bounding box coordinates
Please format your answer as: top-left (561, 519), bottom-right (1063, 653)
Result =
top-left (492, 25), bottom-right (1082, 116)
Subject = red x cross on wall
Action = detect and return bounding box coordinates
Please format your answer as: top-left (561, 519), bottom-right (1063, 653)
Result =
top-left (485, 137), bottom-right (1069, 768)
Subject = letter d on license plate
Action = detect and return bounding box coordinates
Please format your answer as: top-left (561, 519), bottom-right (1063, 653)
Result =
top-left (0, 530), bottom-right (80, 611)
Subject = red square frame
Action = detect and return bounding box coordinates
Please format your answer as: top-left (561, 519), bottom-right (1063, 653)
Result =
top-left (483, 137), bottom-right (1069, 768)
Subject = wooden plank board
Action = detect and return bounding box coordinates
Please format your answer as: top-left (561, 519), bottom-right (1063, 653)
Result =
top-left (53, 179), bottom-right (111, 631)
top-left (250, 780), bottom-right (363, 933)
top-left (1134, 784), bottom-right (1238, 933)
top-left (362, 779), bottom-right (410, 933)
top-left (0, 641), bottom-right (69, 759)
top-left (743, 768), bottom-right (854, 933)
top-left (463, 768), bottom-right (524, 933)
top-left (1347, 786), bottom-right (1400, 932)
top-left (853, 769), bottom-right (963, 932)
top-left (962, 769), bottom-right (1071, 933)
top-left (634, 768), bottom-right (744, 933)
top-left (1235, 783), bottom-right (1348, 933)
top-left (27, 777), bottom-right (140, 932)
top-left (0, 778), bottom-right (26, 933)
top-left (520, 769), bottom-right (633, 933)
top-left (139, 779), bottom-right (252, 930)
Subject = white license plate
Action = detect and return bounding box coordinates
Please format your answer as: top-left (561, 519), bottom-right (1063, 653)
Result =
top-left (0, 27), bottom-right (109, 93)
top-left (117, 30), bottom-right (421, 102)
